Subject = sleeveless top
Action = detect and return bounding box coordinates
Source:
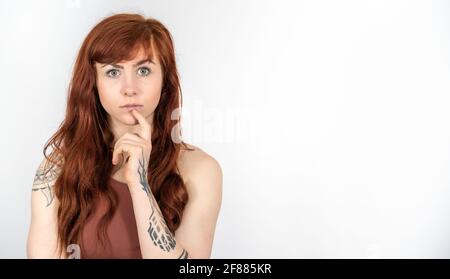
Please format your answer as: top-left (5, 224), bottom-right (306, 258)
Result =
top-left (79, 177), bottom-right (142, 259)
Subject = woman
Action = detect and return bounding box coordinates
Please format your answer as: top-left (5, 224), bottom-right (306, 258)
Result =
top-left (27, 13), bottom-right (222, 259)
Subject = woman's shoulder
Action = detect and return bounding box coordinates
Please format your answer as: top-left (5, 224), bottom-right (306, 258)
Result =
top-left (33, 153), bottom-right (63, 187)
top-left (177, 142), bottom-right (223, 192)
top-left (178, 142), bottom-right (215, 165)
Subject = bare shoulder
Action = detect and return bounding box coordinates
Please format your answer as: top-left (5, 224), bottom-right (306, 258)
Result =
top-left (173, 143), bottom-right (222, 258)
top-left (32, 154), bottom-right (63, 207)
top-left (177, 143), bottom-right (223, 196)
top-left (33, 154), bottom-right (63, 188)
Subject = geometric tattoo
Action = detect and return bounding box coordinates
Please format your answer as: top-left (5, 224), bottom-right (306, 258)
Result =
top-left (177, 249), bottom-right (189, 259)
top-left (32, 162), bottom-right (60, 207)
top-left (137, 148), bottom-right (177, 252)
top-left (138, 148), bottom-right (151, 196)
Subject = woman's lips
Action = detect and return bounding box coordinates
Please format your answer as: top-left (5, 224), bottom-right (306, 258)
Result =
top-left (121, 105), bottom-right (143, 111)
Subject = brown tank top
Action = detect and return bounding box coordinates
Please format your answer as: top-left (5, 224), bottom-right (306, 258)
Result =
top-left (79, 177), bottom-right (142, 259)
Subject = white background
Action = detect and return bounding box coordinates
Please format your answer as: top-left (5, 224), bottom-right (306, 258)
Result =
top-left (0, 0), bottom-right (449, 258)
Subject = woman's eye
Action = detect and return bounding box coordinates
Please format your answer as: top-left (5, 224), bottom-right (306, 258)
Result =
top-left (106, 69), bottom-right (120, 78)
top-left (137, 67), bottom-right (151, 76)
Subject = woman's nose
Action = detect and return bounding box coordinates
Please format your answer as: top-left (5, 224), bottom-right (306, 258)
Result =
top-left (123, 89), bottom-right (136, 96)
top-left (121, 73), bottom-right (138, 96)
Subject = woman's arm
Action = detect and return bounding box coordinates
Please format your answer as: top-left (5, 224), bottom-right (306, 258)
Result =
top-left (27, 158), bottom-right (65, 259)
top-left (129, 154), bottom-right (223, 259)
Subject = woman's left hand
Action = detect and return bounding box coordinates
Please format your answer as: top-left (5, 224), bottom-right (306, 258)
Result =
top-left (112, 109), bottom-right (152, 189)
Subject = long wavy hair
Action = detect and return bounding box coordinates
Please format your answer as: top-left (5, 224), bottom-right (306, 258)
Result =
top-left (42, 13), bottom-right (192, 258)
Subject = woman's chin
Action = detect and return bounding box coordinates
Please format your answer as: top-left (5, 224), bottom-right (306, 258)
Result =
top-left (119, 113), bottom-right (139, 125)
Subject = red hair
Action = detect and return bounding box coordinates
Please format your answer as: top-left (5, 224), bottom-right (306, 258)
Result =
top-left (42, 13), bottom-right (192, 257)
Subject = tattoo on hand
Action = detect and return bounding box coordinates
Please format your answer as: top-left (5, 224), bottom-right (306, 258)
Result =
top-left (137, 148), bottom-right (177, 252)
top-left (32, 163), bottom-right (59, 207)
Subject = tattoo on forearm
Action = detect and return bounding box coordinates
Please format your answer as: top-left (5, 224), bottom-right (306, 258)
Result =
top-left (137, 148), bottom-right (177, 252)
top-left (138, 148), bottom-right (151, 196)
top-left (32, 163), bottom-right (59, 207)
top-left (178, 249), bottom-right (188, 259)
top-left (147, 195), bottom-right (177, 252)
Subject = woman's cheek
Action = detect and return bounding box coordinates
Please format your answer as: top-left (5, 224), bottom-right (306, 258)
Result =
top-left (97, 85), bottom-right (119, 114)
top-left (145, 92), bottom-right (161, 113)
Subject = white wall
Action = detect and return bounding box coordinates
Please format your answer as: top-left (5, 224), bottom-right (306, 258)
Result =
top-left (0, 0), bottom-right (449, 258)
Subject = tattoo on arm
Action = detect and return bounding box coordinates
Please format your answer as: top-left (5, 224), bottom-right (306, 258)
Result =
top-left (147, 196), bottom-right (177, 252)
top-left (138, 148), bottom-right (151, 196)
top-left (32, 162), bottom-right (60, 207)
top-left (137, 148), bottom-right (177, 252)
top-left (178, 249), bottom-right (188, 259)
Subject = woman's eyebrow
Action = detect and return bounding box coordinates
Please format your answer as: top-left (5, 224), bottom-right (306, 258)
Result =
top-left (133, 59), bottom-right (155, 67)
top-left (101, 59), bottom-right (155, 69)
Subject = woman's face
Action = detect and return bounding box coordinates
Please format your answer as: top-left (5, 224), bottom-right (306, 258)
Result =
top-left (95, 47), bottom-right (163, 139)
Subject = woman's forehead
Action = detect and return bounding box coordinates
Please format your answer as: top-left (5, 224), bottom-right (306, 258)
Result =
top-left (96, 47), bottom-right (160, 67)
top-left (120, 47), bottom-right (159, 64)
